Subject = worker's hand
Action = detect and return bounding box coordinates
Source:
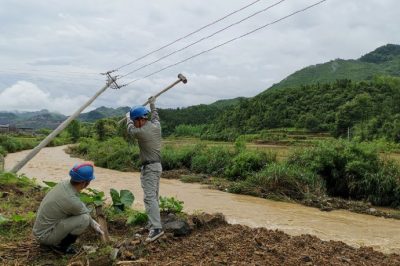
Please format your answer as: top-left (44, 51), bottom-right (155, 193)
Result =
top-left (148, 96), bottom-right (156, 104)
top-left (126, 112), bottom-right (132, 123)
top-left (90, 219), bottom-right (104, 235)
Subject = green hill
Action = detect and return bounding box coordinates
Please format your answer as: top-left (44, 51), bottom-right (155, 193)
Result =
top-left (78, 106), bottom-right (130, 122)
top-left (268, 44), bottom-right (400, 91)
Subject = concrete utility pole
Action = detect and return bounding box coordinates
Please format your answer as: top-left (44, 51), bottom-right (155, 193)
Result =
top-left (11, 73), bottom-right (119, 173)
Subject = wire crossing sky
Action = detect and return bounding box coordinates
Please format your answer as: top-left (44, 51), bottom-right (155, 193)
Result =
top-left (118, 0), bottom-right (287, 79)
top-left (113, 0), bottom-right (265, 71)
top-left (1, 0), bottom-right (399, 114)
top-left (120, 0), bottom-right (327, 86)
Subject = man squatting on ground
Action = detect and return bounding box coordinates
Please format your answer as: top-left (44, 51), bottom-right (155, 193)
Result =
top-left (33, 163), bottom-right (104, 254)
top-left (126, 96), bottom-right (164, 242)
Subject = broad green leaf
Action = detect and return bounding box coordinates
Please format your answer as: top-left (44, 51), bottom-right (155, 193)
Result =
top-left (120, 190), bottom-right (134, 208)
top-left (80, 193), bottom-right (95, 204)
top-left (110, 188), bottom-right (121, 205)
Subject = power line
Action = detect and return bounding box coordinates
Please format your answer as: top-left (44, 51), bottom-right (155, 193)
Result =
top-left (113, 0), bottom-right (266, 71)
top-left (121, 0), bottom-right (327, 87)
top-left (119, 0), bottom-right (286, 79)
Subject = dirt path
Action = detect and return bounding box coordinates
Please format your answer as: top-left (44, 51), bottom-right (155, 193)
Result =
top-left (5, 145), bottom-right (400, 254)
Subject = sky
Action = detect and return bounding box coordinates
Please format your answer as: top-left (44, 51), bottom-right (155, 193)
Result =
top-left (0, 0), bottom-right (399, 115)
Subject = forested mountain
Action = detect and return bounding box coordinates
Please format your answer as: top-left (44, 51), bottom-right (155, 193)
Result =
top-left (0, 110), bottom-right (66, 129)
top-left (209, 76), bottom-right (400, 141)
top-left (158, 97), bottom-right (244, 135)
top-left (78, 106), bottom-right (130, 122)
top-left (268, 44), bottom-right (400, 91)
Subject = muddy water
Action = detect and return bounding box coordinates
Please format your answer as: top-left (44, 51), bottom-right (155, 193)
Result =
top-left (5, 145), bottom-right (400, 254)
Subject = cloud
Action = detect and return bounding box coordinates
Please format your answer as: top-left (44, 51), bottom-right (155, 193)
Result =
top-left (0, 0), bottom-right (399, 115)
top-left (0, 81), bottom-right (90, 114)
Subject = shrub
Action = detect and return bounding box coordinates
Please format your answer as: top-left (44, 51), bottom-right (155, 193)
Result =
top-left (288, 139), bottom-right (400, 206)
top-left (246, 162), bottom-right (322, 200)
top-left (224, 150), bottom-right (276, 180)
top-left (191, 146), bottom-right (234, 176)
top-left (159, 196), bottom-right (184, 213)
top-left (70, 137), bottom-right (140, 171)
top-left (161, 145), bottom-right (197, 170)
top-left (359, 160), bottom-right (400, 207)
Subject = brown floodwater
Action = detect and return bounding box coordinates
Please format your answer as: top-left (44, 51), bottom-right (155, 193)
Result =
top-left (5, 145), bottom-right (400, 254)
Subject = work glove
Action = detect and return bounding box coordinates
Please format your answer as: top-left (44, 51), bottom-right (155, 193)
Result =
top-left (126, 112), bottom-right (132, 125)
top-left (148, 96), bottom-right (156, 104)
top-left (90, 219), bottom-right (105, 235)
top-left (148, 96), bottom-right (156, 112)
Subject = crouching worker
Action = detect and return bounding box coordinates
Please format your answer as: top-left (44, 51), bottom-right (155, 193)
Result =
top-left (33, 163), bottom-right (104, 254)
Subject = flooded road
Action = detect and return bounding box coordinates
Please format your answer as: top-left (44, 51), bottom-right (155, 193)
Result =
top-left (5, 145), bottom-right (400, 254)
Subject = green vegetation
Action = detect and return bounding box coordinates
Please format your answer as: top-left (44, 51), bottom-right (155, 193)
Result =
top-left (0, 172), bottom-right (42, 240)
top-left (70, 136), bottom-right (400, 208)
top-left (270, 44), bottom-right (400, 90)
top-left (69, 137), bottom-right (140, 171)
top-left (126, 210), bottom-right (148, 226)
top-left (110, 188), bottom-right (135, 212)
top-left (209, 76), bottom-right (400, 142)
top-left (159, 196), bottom-right (184, 213)
top-left (0, 135), bottom-right (40, 156)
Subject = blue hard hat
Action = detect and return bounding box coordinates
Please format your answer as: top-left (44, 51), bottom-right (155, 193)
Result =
top-left (69, 163), bottom-right (95, 182)
top-left (130, 106), bottom-right (149, 120)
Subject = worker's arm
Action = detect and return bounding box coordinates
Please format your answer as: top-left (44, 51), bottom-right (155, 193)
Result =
top-left (148, 96), bottom-right (160, 127)
top-left (65, 196), bottom-right (91, 216)
top-left (126, 114), bottom-right (147, 137)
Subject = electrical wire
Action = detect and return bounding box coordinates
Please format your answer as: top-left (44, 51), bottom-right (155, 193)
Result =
top-left (119, 0), bottom-right (286, 79)
top-left (120, 0), bottom-right (327, 86)
top-left (113, 0), bottom-right (266, 71)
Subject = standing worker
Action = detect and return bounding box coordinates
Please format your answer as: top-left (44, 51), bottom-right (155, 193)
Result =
top-left (33, 163), bottom-right (104, 254)
top-left (126, 96), bottom-right (164, 242)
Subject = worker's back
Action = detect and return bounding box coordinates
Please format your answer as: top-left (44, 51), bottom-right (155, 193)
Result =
top-left (33, 180), bottom-right (89, 240)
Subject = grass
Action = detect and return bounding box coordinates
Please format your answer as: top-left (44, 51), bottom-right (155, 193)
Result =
top-left (0, 172), bottom-right (44, 241)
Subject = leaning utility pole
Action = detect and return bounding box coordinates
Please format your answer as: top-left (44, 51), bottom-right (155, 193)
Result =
top-left (11, 72), bottom-right (121, 173)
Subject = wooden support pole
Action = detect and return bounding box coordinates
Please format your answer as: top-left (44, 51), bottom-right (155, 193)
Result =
top-left (10, 80), bottom-right (113, 173)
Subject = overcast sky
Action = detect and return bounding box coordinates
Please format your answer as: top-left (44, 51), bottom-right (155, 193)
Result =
top-left (0, 0), bottom-right (399, 115)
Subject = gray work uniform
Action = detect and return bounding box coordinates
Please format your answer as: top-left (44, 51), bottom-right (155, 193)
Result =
top-left (33, 180), bottom-right (91, 246)
top-left (127, 103), bottom-right (162, 229)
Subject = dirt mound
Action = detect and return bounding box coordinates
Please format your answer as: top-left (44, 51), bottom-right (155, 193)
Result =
top-left (2, 212), bottom-right (400, 265)
top-left (113, 213), bottom-right (400, 265)
top-left (122, 224), bottom-right (400, 265)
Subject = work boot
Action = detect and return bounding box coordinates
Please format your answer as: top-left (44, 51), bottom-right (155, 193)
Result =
top-left (145, 228), bottom-right (164, 242)
top-left (52, 234), bottom-right (79, 254)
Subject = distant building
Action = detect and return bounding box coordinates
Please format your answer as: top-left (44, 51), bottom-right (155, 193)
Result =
top-left (0, 124), bottom-right (34, 134)
top-left (0, 124), bottom-right (9, 133)
top-left (17, 127), bottom-right (34, 134)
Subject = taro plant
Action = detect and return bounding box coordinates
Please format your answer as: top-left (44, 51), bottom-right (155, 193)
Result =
top-left (110, 189), bottom-right (135, 212)
top-left (159, 196), bottom-right (184, 213)
top-left (80, 188), bottom-right (106, 207)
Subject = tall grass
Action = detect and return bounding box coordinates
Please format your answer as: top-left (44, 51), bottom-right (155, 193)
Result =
top-left (288, 140), bottom-right (400, 207)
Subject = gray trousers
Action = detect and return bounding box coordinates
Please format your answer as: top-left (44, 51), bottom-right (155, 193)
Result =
top-left (40, 214), bottom-right (91, 246)
top-left (141, 162), bottom-right (162, 230)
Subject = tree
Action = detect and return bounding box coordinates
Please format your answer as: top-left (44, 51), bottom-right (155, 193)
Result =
top-left (95, 120), bottom-right (106, 141)
top-left (67, 120), bottom-right (80, 142)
